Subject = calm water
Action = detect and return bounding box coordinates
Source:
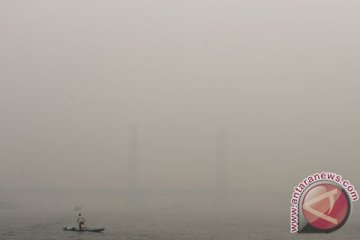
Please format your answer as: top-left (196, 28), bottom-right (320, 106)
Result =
top-left (0, 209), bottom-right (359, 240)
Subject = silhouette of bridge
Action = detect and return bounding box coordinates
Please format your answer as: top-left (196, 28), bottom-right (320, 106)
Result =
top-left (127, 126), bottom-right (228, 205)
top-left (1, 127), bottom-right (233, 207)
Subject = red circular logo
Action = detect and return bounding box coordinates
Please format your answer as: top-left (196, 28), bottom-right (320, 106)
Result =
top-left (301, 183), bottom-right (350, 231)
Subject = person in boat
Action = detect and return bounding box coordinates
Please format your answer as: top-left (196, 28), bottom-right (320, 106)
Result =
top-left (77, 213), bottom-right (86, 230)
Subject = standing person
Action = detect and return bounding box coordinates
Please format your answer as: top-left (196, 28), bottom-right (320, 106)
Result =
top-left (77, 213), bottom-right (86, 230)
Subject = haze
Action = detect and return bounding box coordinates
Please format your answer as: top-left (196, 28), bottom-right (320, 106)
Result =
top-left (1, 0), bottom-right (360, 213)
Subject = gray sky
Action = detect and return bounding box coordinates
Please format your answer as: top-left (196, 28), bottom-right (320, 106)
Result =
top-left (1, 0), bottom-right (360, 199)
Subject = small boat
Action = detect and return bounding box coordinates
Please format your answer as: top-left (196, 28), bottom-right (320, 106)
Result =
top-left (63, 226), bottom-right (105, 232)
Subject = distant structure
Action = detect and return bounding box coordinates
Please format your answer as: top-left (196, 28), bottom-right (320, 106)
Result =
top-left (215, 130), bottom-right (228, 205)
top-left (124, 127), bottom-right (228, 206)
top-left (128, 126), bottom-right (138, 203)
